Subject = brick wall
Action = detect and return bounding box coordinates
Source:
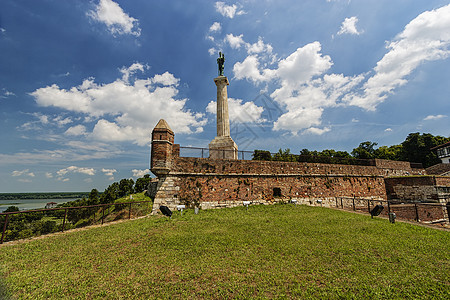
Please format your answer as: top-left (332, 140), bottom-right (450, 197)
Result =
top-left (152, 157), bottom-right (388, 212)
top-left (384, 176), bottom-right (450, 203)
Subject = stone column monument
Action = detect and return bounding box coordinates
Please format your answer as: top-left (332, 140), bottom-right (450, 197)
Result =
top-left (209, 52), bottom-right (238, 159)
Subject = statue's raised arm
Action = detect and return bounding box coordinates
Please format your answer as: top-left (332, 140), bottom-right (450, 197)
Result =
top-left (217, 52), bottom-right (225, 76)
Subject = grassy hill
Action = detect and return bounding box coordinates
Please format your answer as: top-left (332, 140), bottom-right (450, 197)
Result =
top-left (0, 204), bottom-right (449, 299)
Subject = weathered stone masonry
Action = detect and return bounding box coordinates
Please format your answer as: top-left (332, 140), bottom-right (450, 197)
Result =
top-left (149, 119), bottom-right (427, 213)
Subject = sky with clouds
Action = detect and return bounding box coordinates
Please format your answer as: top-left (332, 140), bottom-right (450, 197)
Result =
top-left (0, 0), bottom-right (449, 192)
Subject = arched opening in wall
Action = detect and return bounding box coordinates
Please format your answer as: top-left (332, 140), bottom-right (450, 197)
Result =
top-left (273, 187), bottom-right (282, 197)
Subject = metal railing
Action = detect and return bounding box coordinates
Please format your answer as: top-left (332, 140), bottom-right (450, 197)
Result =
top-left (1, 200), bottom-right (152, 244)
top-left (332, 197), bottom-right (450, 224)
top-left (179, 147), bottom-right (375, 164)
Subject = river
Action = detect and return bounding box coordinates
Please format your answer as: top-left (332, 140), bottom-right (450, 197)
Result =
top-left (0, 198), bottom-right (78, 212)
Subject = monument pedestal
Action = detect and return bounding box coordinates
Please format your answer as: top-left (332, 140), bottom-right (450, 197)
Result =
top-left (209, 136), bottom-right (238, 159)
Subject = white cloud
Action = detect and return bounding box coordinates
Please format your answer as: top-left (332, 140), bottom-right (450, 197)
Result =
top-left (12, 169), bottom-right (35, 177)
top-left (45, 172), bottom-right (53, 178)
top-left (132, 169), bottom-right (150, 178)
top-left (337, 16), bottom-right (362, 35)
top-left (102, 168), bottom-right (117, 180)
top-left (206, 98), bottom-right (265, 123)
top-left (225, 33), bottom-right (245, 49)
top-left (88, 0), bottom-right (141, 36)
top-left (424, 114), bottom-right (447, 121)
top-left (233, 55), bottom-right (274, 83)
top-left (215, 2), bottom-right (244, 18)
top-left (303, 127), bottom-right (331, 135)
top-left (247, 37), bottom-right (273, 55)
top-left (346, 4), bottom-right (450, 110)
top-left (209, 22), bottom-right (222, 32)
top-left (30, 63), bottom-right (206, 146)
top-left (208, 48), bottom-right (218, 56)
top-left (65, 125), bottom-right (87, 136)
top-left (57, 166), bottom-right (95, 181)
top-left (0, 28), bottom-right (5, 33)
top-left (384, 128), bottom-right (393, 132)
top-left (1, 89), bottom-right (15, 98)
top-left (233, 42), bottom-right (363, 134)
top-left (120, 62), bottom-right (146, 82)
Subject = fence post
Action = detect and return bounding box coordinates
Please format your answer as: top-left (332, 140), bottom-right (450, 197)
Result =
top-left (129, 203), bottom-right (132, 219)
top-left (387, 200), bottom-right (391, 214)
top-left (201, 148), bottom-right (204, 158)
top-left (367, 199), bottom-right (371, 213)
top-left (335, 197), bottom-right (338, 208)
top-left (62, 208), bottom-right (68, 232)
top-left (340, 198), bottom-right (343, 209)
top-left (102, 207), bottom-right (105, 225)
top-left (414, 202), bottom-right (419, 222)
top-left (352, 197), bottom-right (355, 211)
top-left (1, 214), bottom-right (9, 244)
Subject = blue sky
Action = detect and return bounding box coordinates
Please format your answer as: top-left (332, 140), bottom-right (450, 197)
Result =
top-left (0, 0), bottom-right (449, 192)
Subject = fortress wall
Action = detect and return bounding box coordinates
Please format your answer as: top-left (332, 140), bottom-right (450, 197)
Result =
top-left (384, 176), bottom-right (450, 202)
top-left (172, 157), bottom-right (385, 176)
top-left (152, 157), bottom-right (387, 212)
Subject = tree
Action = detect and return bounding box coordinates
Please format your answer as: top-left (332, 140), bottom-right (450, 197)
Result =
top-left (374, 145), bottom-right (402, 161)
top-left (118, 178), bottom-right (134, 198)
top-left (272, 149), bottom-right (297, 162)
top-left (135, 175), bottom-right (151, 193)
top-left (252, 150), bottom-right (272, 161)
top-left (88, 189), bottom-right (100, 205)
top-left (400, 132), bottom-right (449, 167)
top-left (351, 141), bottom-right (378, 159)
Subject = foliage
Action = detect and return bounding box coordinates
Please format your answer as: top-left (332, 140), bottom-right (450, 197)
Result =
top-left (118, 179), bottom-right (134, 198)
top-left (351, 141), bottom-right (378, 159)
top-left (252, 150), bottom-right (272, 161)
top-left (253, 133), bottom-right (449, 167)
top-left (400, 132), bottom-right (450, 167)
top-left (135, 174), bottom-right (151, 193)
top-left (0, 205), bottom-right (448, 299)
top-left (272, 148), bottom-right (297, 162)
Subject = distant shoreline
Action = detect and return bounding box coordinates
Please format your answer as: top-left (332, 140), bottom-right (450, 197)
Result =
top-left (0, 192), bottom-right (90, 201)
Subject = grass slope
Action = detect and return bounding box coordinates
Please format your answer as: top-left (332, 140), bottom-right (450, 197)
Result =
top-left (0, 204), bottom-right (449, 299)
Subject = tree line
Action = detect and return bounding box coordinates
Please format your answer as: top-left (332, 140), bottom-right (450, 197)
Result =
top-left (1, 175), bottom-right (153, 242)
top-left (252, 132), bottom-right (449, 168)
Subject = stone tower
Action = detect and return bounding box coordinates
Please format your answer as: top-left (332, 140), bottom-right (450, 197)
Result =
top-left (209, 76), bottom-right (238, 159)
top-left (151, 119), bottom-right (174, 176)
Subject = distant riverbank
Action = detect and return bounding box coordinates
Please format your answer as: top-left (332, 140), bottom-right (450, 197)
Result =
top-left (0, 192), bottom-right (89, 212)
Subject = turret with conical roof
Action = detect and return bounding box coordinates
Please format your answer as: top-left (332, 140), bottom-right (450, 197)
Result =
top-left (151, 119), bottom-right (175, 176)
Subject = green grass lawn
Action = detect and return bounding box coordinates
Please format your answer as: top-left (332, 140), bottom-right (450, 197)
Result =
top-left (0, 204), bottom-right (449, 299)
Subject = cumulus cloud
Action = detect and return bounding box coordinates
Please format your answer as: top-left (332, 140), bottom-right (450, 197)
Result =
top-left (57, 166), bottom-right (95, 181)
top-left (209, 22), bottom-right (222, 32)
top-left (233, 42), bottom-right (364, 135)
top-left (384, 128), bottom-right (393, 132)
top-left (337, 16), bottom-right (362, 35)
top-left (12, 169), bottom-right (35, 177)
top-left (45, 172), bottom-right (53, 178)
top-left (303, 127), bottom-right (331, 135)
top-left (231, 4), bottom-right (450, 135)
top-left (102, 168), bottom-right (117, 180)
top-left (88, 0), bottom-right (141, 36)
top-left (206, 98), bottom-right (265, 123)
top-left (424, 114), bottom-right (447, 121)
top-left (30, 63), bottom-right (206, 146)
top-left (215, 2), bottom-right (244, 18)
top-left (346, 4), bottom-right (450, 110)
top-left (132, 169), bottom-right (150, 178)
top-left (225, 33), bottom-right (245, 49)
top-left (65, 125), bottom-right (87, 136)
